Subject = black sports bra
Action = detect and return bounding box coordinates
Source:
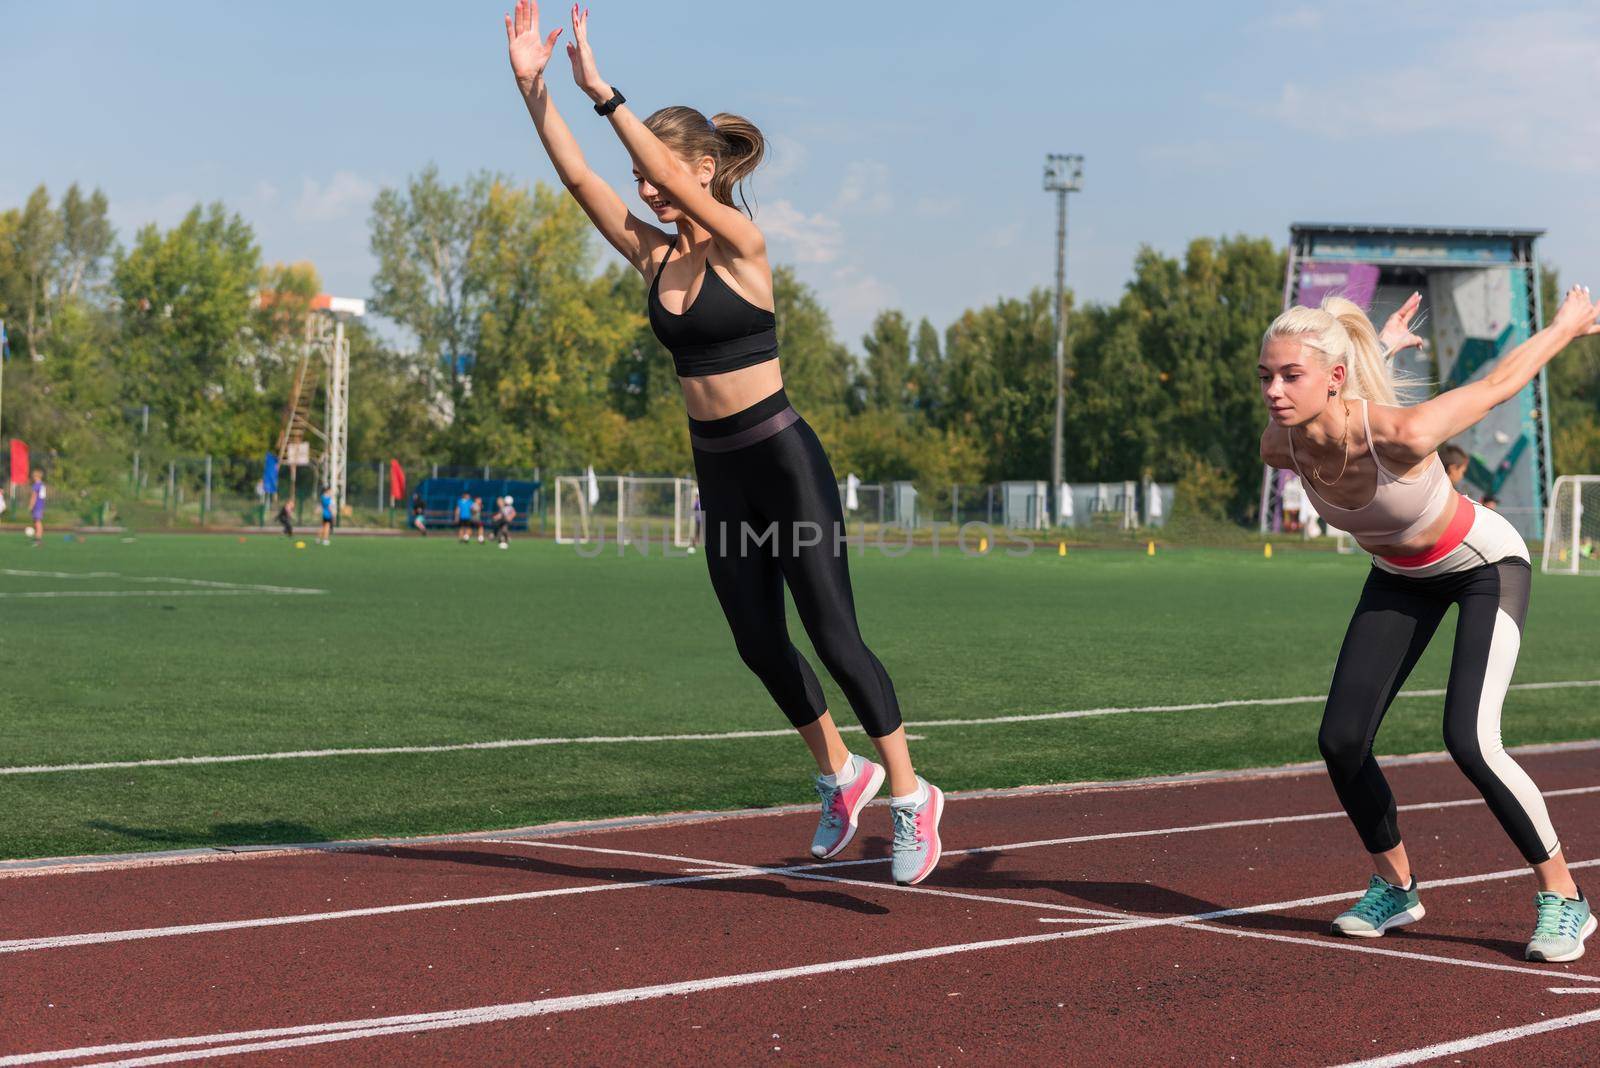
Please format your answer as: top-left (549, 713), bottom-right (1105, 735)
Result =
top-left (647, 246), bottom-right (779, 378)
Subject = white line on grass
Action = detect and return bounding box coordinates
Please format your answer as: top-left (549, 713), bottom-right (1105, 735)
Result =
top-left (8, 860), bottom-right (1600, 1067)
top-left (0, 589), bottom-right (325, 600)
top-left (5, 679), bottom-right (1596, 776)
top-left (1330, 1006), bottom-right (1600, 1067)
top-left (0, 568), bottom-right (326, 599)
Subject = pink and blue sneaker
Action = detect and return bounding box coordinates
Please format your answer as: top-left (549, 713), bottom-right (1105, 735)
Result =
top-left (889, 777), bottom-right (944, 886)
top-left (810, 755), bottom-right (886, 859)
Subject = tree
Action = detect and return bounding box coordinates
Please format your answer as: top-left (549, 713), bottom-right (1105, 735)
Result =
top-left (113, 203), bottom-right (265, 456)
top-left (1541, 265), bottom-right (1600, 475)
top-left (369, 165), bottom-right (488, 419)
top-left (860, 309), bottom-right (912, 411)
top-left (909, 316), bottom-right (946, 422)
top-left (57, 185), bottom-right (114, 302)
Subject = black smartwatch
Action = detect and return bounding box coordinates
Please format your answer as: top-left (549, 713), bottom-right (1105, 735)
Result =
top-left (594, 89), bottom-right (625, 116)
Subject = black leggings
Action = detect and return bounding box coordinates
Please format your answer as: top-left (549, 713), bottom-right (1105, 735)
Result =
top-left (1319, 558), bottom-right (1559, 865)
top-left (690, 390), bottom-right (902, 738)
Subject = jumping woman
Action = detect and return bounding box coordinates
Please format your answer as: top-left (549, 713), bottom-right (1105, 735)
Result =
top-left (503, 1), bottom-right (943, 884)
top-left (1259, 285), bottom-right (1600, 960)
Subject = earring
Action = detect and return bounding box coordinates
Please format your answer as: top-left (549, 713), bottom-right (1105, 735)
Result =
top-left (1327, 388), bottom-right (1336, 397)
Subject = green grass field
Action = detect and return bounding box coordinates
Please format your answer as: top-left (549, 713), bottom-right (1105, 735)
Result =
top-left (2, 531), bottom-right (1597, 861)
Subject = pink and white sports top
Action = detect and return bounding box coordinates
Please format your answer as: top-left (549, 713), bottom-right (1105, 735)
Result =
top-left (1288, 399), bottom-right (1454, 544)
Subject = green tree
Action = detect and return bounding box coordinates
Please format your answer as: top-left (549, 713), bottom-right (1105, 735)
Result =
top-left (860, 309), bottom-right (912, 411)
top-left (909, 316), bottom-right (946, 422)
top-left (1541, 265), bottom-right (1600, 475)
top-left (113, 203), bottom-right (265, 456)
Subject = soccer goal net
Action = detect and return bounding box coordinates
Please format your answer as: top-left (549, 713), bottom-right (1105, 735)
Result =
top-left (1542, 475), bottom-right (1600, 575)
top-left (553, 475), bottom-right (697, 548)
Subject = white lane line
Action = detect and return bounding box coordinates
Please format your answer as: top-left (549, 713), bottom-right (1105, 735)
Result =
top-left (12, 859), bottom-right (1600, 1067)
top-left (7, 788), bottom-right (1597, 955)
top-left (1330, 1006), bottom-right (1600, 1067)
top-left (1, 569), bottom-right (121, 579)
top-left (5, 679), bottom-right (1595, 775)
top-left (1179, 923), bottom-right (1600, 985)
top-left (1549, 987), bottom-right (1600, 994)
top-left (777, 784), bottom-right (1600, 877)
top-left (485, 839), bottom-right (1130, 919)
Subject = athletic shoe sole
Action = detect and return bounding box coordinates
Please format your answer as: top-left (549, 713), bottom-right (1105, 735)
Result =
top-left (895, 785), bottom-right (945, 886)
top-left (1527, 912), bottom-right (1598, 963)
top-left (1332, 902), bottom-right (1426, 938)
top-left (812, 761), bottom-right (886, 860)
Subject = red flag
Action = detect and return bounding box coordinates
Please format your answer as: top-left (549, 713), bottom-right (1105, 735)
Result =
top-left (389, 459), bottom-right (406, 502)
top-left (8, 440), bottom-right (27, 486)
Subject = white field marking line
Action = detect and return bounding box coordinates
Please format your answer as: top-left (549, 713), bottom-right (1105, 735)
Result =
top-left (12, 860), bottom-right (1600, 1067)
top-left (486, 838), bottom-right (1130, 920)
top-left (8, 786), bottom-right (1597, 954)
top-left (0, 590), bottom-right (324, 600)
top-left (1, 569), bottom-right (121, 578)
top-left (1330, 1006), bottom-right (1600, 1067)
top-left (914, 679), bottom-right (1600, 729)
top-left (5, 679), bottom-right (1595, 776)
top-left (2, 568), bottom-right (321, 594)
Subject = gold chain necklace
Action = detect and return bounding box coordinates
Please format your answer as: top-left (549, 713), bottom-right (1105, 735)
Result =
top-left (1298, 401), bottom-right (1351, 486)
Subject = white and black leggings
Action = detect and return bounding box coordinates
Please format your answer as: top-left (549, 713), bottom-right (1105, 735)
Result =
top-left (1320, 509), bottom-right (1560, 865)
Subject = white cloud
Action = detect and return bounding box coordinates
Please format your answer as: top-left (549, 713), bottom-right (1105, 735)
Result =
top-left (758, 197), bottom-right (843, 264)
top-left (762, 134), bottom-right (808, 183)
top-left (294, 171), bottom-right (378, 224)
top-left (982, 222), bottom-right (1022, 250)
top-left (834, 161), bottom-right (892, 215)
top-left (1269, 8), bottom-right (1600, 172)
top-left (822, 265), bottom-right (898, 343)
top-left (1265, 6), bottom-right (1323, 30)
top-left (914, 195), bottom-right (960, 218)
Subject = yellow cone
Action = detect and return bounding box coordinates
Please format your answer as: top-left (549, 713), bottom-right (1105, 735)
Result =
top-left (978, 536), bottom-right (988, 554)
top-left (1146, 541), bottom-right (1155, 556)
top-left (1264, 543), bottom-right (1273, 559)
top-left (1058, 541), bottom-right (1066, 556)
top-left (295, 540), bottom-right (306, 549)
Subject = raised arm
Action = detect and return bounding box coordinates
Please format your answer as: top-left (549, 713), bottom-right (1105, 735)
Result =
top-left (564, 7), bottom-right (766, 260)
top-left (1382, 284), bottom-right (1600, 463)
top-left (505, 0), bottom-right (665, 273)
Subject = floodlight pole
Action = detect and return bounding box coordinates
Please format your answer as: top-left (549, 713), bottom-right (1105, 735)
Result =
top-left (1043, 155), bottom-right (1083, 526)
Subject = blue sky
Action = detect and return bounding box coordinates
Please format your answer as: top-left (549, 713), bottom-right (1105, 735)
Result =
top-left (9, 1), bottom-right (1598, 350)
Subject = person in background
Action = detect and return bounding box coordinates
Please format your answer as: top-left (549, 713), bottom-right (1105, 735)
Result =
top-left (1439, 443), bottom-right (1470, 493)
top-left (411, 492), bottom-right (429, 535)
top-left (472, 495), bottom-right (486, 543)
top-left (1482, 494), bottom-right (1500, 512)
top-left (27, 469), bottom-right (46, 546)
top-left (318, 485), bottom-right (334, 546)
top-left (275, 498), bottom-right (295, 538)
top-left (495, 495), bottom-right (515, 549)
top-left (690, 488), bottom-right (703, 553)
top-left (457, 491), bottom-right (474, 542)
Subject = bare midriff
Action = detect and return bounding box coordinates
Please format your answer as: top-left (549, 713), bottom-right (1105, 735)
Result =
top-left (1351, 491), bottom-right (1461, 558)
top-left (679, 360), bottom-right (786, 421)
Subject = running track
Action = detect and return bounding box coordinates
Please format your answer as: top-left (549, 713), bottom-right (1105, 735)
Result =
top-left (3, 746), bottom-right (1599, 1065)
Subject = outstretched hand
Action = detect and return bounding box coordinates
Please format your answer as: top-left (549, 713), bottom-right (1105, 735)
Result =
top-left (1551, 283), bottom-right (1600, 341)
top-left (1378, 291), bottom-right (1426, 357)
top-left (505, 0), bottom-right (562, 91)
top-left (565, 6), bottom-right (611, 103)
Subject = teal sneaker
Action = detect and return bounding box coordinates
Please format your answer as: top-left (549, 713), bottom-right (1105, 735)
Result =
top-left (809, 755), bottom-right (885, 860)
top-left (1526, 892), bottom-right (1596, 963)
top-left (889, 778), bottom-right (944, 886)
top-left (1331, 875), bottom-right (1425, 938)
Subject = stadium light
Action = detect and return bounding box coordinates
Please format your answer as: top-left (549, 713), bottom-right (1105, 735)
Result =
top-left (1043, 154), bottom-right (1083, 527)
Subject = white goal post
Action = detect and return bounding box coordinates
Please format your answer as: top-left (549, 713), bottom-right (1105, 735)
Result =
top-left (554, 475), bottom-right (698, 548)
top-left (1542, 475), bottom-right (1599, 575)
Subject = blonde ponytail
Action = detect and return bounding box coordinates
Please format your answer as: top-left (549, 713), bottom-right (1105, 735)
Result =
top-left (1263, 296), bottom-right (1408, 405)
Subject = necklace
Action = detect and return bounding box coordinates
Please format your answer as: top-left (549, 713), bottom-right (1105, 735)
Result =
top-left (1298, 401), bottom-right (1350, 486)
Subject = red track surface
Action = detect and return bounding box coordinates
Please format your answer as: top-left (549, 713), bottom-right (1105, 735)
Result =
top-left (3, 749), bottom-right (1599, 1065)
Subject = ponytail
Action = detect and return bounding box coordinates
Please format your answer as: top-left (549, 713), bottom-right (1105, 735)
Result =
top-left (1263, 295), bottom-right (1411, 405)
top-left (708, 113), bottom-right (764, 217)
top-left (642, 106), bottom-right (766, 218)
